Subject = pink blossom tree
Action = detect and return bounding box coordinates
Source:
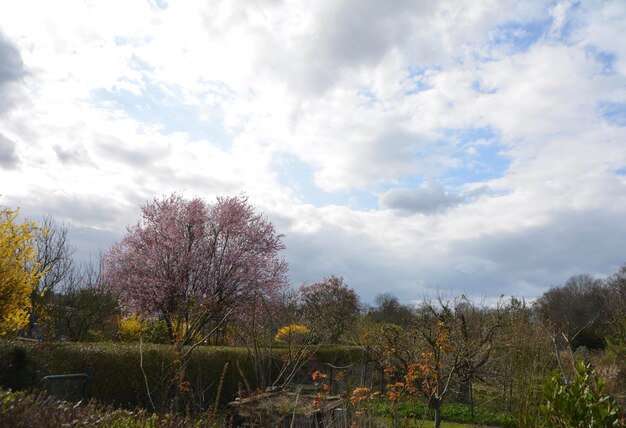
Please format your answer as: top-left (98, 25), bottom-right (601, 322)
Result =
top-left (103, 193), bottom-right (287, 345)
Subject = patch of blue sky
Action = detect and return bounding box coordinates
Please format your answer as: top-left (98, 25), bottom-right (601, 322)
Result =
top-left (585, 46), bottom-right (616, 75)
top-left (489, 18), bottom-right (551, 53)
top-left (128, 55), bottom-right (155, 73)
top-left (438, 127), bottom-right (510, 187)
top-left (356, 86), bottom-right (377, 105)
top-left (147, 0), bottom-right (168, 10)
top-left (615, 167), bottom-right (626, 176)
top-left (115, 36), bottom-right (135, 47)
top-left (552, 1), bottom-right (581, 43)
top-left (274, 155), bottom-right (378, 210)
top-left (404, 65), bottom-right (435, 95)
top-left (471, 80), bottom-right (497, 94)
top-left (443, 144), bottom-right (510, 187)
top-left (441, 126), bottom-right (498, 144)
top-left (91, 83), bottom-right (231, 148)
top-left (370, 127), bottom-right (509, 194)
top-left (599, 102), bottom-right (626, 127)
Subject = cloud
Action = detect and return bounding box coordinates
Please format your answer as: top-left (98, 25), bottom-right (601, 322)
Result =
top-left (54, 144), bottom-right (95, 166)
top-left (0, 133), bottom-right (19, 169)
top-left (380, 181), bottom-right (464, 214)
top-left (94, 134), bottom-right (170, 168)
top-left (444, 206), bottom-right (626, 296)
top-left (549, 1), bottom-right (572, 38)
top-left (11, 189), bottom-right (137, 231)
top-left (0, 32), bottom-right (24, 85)
top-left (0, 31), bottom-right (26, 114)
top-left (282, 216), bottom-right (409, 303)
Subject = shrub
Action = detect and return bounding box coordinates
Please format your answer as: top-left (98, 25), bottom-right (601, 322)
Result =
top-left (275, 324), bottom-right (310, 344)
top-left (541, 362), bottom-right (622, 427)
top-left (118, 315), bottom-right (146, 342)
top-left (571, 328), bottom-right (606, 351)
top-left (144, 319), bottom-right (170, 344)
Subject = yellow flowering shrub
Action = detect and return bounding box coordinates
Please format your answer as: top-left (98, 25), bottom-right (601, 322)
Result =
top-left (0, 209), bottom-right (42, 335)
top-left (118, 314), bottom-right (147, 342)
top-left (275, 324), bottom-right (310, 344)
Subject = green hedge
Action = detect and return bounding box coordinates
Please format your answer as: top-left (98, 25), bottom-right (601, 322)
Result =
top-left (0, 341), bottom-right (364, 410)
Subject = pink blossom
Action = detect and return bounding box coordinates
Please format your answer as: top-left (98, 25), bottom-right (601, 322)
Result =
top-left (102, 193), bottom-right (287, 341)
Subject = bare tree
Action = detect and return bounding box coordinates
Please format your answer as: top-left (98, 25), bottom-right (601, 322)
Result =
top-left (367, 293), bottom-right (415, 327)
top-left (50, 259), bottom-right (118, 341)
top-left (413, 298), bottom-right (462, 428)
top-left (534, 274), bottom-right (605, 349)
top-left (299, 276), bottom-right (360, 343)
top-left (27, 215), bottom-right (74, 338)
top-left (603, 265), bottom-right (626, 354)
top-left (452, 296), bottom-right (503, 413)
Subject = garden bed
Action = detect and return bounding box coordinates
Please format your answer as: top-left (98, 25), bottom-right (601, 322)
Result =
top-left (229, 391), bottom-right (347, 427)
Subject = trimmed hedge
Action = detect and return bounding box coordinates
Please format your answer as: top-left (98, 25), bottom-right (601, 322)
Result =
top-left (0, 341), bottom-right (364, 410)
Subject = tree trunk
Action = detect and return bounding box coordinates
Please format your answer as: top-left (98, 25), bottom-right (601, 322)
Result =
top-left (434, 406), bottom-right (441, 428)
top-left (430, 397), bottom-right (443, 428)
top-left (458, 372), bottom-right (471, 404)
top-left (165, 317), bottom-right (175, 344)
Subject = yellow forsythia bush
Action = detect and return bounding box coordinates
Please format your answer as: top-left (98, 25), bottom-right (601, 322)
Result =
top-left (118, 314), bottom-right (146, 342)
top-left (275, 324), bottom-right (310, 344)
top-left (0, 209), bottom-right (42, 335)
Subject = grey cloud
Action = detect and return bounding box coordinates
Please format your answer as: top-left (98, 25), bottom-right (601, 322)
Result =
top-left (8, 190), bottom-right (135, 232)
top-left (203, 1), bottom-right (438, 97)
top-left (440, 208), bottom-right (626, 298)
top-left (0, 133), bottom-right (20, 169)
top-left (0, 32), bottom-right (26, 114)
top-left (295, 1), bottom-right (437, 95)
top-left (95, 135), bottom-right (169, 167)
top-left (271, 202), bottom-right (626, 304)
top-left (375, 206), bottom-right (626, 301)
top-left (315, 1), bottom-right (431, 67)
top-left (2, 192), bottom-right (131, 264)
top-left (380, 181), bottom-right (464, 214)
top-left (67, 225), bottom-right (123, 264)
top-left (480, 211), bottom-right (624, 276)
top-left (310, 124), bottom-right (446, 190)
top-left (343, 130), bottom-right (430, 185)
top-left (283, 223), bottom-right (403, 303)
top-left (0, 32), bottom-right (24, 85)
top-left (241, 1), bottom-right (540, 98)
top-left (54, 144), bottom-right (95, 166)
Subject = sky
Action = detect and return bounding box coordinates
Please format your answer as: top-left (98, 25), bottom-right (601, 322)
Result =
top-left (1, 0), bottom-right (625, 304)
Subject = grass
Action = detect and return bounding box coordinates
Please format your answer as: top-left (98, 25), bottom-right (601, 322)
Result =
top-left (374, 417), bottom-right (497, 427)
top-left (370, 399), bottom-right (516, 427)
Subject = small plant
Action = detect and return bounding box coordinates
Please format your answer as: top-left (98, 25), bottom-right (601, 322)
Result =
top-left (541, 361), bottom-right (622, 427)
top-left (143, 319), bottom-right (170, 344)
top-left (350, 386), bottom-right (380, 421)
top-left (311, 370), bottom-right (329, 409)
